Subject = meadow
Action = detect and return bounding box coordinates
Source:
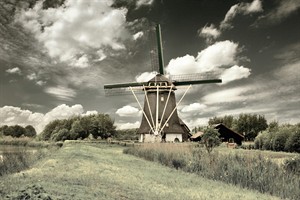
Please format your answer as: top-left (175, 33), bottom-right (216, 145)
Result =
top-left (124, 143), bottom-right (300, 200)
top-left (0, 141), bottom-right (283, 200)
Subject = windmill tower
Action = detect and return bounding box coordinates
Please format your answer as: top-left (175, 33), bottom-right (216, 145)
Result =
top-left (104, 24), bottom-right (221, 142)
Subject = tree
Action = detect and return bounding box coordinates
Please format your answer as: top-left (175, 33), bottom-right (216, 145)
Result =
top-left (208, 115), bottom-right (234, 128)
top-left (70, 120), bottom-right (84, 140)
top-left (235, 114), bottom-right (268, 141)
top-left (285, 130), bottom-right (300, 153)
top-left (24, 125), bottom-right (37, 137)
top-left (51, 128), bottom-right (70, 141)
top-left (201, 127), bottom-right (221, 154)
top-left (40, 119), bottom-right (61, 141)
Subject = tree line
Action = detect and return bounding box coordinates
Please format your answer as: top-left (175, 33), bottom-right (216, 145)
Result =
top-left (38, 114), bottom-right (116, 141)
top-left (0, 125), bottom-right (36, 138)
top-left (254, 122), bottom-right (300, 153)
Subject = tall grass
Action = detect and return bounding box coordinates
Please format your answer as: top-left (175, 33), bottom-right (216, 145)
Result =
top-left (124, 143), bottom-right (300, 200)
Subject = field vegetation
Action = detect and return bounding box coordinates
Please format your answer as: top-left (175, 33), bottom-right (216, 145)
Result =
top-left (124, 143), bottom-right (300, 200)
top-left (0, 142), bottom-right (281, 200)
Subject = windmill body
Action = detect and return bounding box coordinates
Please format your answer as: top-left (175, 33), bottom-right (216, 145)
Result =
top-left (138, 74), bottom-right (190, 142)
top-left (104, 24), bottom-right (221, 142)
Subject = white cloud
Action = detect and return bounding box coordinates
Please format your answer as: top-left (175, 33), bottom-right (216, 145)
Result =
top-left (181, 103), bottom-right (207, 113)
top-left (117, 121), bottom-right (140, 129)
top-left (116, 105), bottom-right (140, 117)
top-left (202, 86), bottom-right (251, 104)
top-left (199, 24), bottom-right (221, 41)
top-left (135, 71), bottom-right (157, 82)
top-left (166, 41), bottom-right (251, 84)
top-left (45, 86), bottom-right (76, 101)
top-left (36, 80), bottom-right (46, 86)
top-left (167, 40), bottom-right (239, 75)
top-left (0, 104), bottom-right (99, 133)
top-left (6, 67), bottom-right (22, 75)
top-left (133, 31), bottom-right (144, 40)
top-left (220, 0), bottom-right (263, 29)
top-left (256, 0), bottom-right (300, 25)
top-left (136, 0), bottom-right (154, 8)
top-left (26, 73), bottom-right (37, 80)
top-left (16, 0), bottom-right (128, 68)
top-left (220, 65), bottom-right (251, 84)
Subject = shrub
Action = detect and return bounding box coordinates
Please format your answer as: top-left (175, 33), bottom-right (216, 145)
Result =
top-left (201, 127), bottom-right (221, 154)
top-left (285, 130), bottom-right (300, 153)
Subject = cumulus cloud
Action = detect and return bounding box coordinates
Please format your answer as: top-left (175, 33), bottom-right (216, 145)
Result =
top-left (220, 65), bottom-right (251, 84)
top-left (45, 86), bottom-right (76, 101)
top-left (15, 0), bottom-right (129, 68)
top-left (166, 40), bottom-right (251, 84)
top-left (116, 105), bottom-right (140, 117)
top-left (181, 103), bottom-right (207, 113)
top-left (167, 40), bottom-right (239, 75)
top-left (6, 67), bottom-right (22, 75)
top-left (0, 104), bottom-right (97, 133)
top-left (135, 71), bottom-right (157, 82)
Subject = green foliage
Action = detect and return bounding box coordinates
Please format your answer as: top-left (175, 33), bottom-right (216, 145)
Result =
top-left (254, 124), bottom-right (300, 153)
top-left (115, 129), bottom-right (139, 140)
top-left (39, 114), bottom-right (116, 141)
top-left (202, 127), bottom-right (221, 154)
top-left (24, 125), bottom-right (37, 137)
top-left (235, 114), bottom-right (268, 141)
top-left (208, 115), bottom-right (234, 128)
top-left (285, 129), bottom-right (300, 153)
top-left (0, 125), bottom-right (37, 138)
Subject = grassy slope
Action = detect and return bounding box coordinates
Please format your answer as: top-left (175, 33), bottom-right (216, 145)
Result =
top-left (0, 142), bottom-right (280, 200)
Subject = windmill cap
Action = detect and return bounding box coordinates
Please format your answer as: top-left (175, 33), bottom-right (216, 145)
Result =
top-left (148, 74), bottom-right (172, 85)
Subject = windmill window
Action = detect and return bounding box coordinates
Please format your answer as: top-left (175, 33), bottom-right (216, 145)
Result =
top-left (166, 123), bottom-right (169, 127)
top-left (161, 96), bottom-right (164, 101)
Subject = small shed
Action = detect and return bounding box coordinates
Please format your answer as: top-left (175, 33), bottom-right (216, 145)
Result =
top-left (190, 131), bottom-right (204, 142)
top-left (214, 124), bottom-right (244, 145)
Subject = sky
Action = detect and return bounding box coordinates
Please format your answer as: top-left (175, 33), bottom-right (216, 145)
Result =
top-left (0, 0), bottom-right (299, 133)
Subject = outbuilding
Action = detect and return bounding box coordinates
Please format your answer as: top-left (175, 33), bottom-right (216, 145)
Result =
top-left (214, 123), bottom-right (244, 145)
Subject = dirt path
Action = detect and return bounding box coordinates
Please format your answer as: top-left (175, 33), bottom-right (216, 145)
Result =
top-left (0, 142), bottom-right (279, 199)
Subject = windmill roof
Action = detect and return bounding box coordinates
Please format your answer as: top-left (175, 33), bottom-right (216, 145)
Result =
top-left (148, 74), bottom-right (172, 83)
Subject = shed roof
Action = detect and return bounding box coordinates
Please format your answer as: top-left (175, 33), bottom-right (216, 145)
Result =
top-left (190, 131), bottom-right (204, 139)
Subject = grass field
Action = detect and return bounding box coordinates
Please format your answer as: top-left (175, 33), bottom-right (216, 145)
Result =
top-left (0, 142), bottom-right (281, 200)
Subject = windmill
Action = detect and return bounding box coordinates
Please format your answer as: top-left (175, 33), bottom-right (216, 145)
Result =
top-left (104, 24), bottom-right (221, 142)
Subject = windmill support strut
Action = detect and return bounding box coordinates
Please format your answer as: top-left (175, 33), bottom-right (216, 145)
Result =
top-left (143, 86), bottom-right (155, 129)
top-left (130, 87), bottom-right (155, 134)
top-left (159, 84), bottom-right (192, 135)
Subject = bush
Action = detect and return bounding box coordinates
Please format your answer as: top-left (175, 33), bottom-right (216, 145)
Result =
top-left (201, 127), bottom-right (221, 154)
top-left (285, 131), bottom-right (300, 153)
top-left (272, 130), bottom-right (289, 151)
top-left (254, 124), bottom-right (300, 152)
top-left (284, 156), bottom-right (300, 175)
